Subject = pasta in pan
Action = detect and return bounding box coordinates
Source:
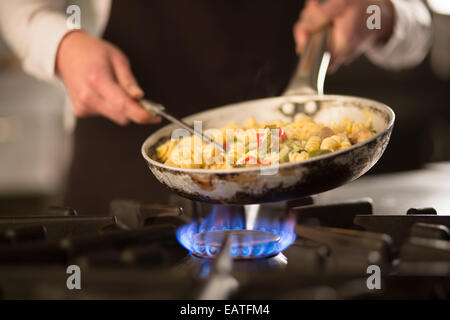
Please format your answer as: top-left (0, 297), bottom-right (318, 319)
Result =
top-left (155, 112), bottom-right (376, 169)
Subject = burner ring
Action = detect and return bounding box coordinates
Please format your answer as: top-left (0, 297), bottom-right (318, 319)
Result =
top-left (192, 229), bottom-right (280, 259)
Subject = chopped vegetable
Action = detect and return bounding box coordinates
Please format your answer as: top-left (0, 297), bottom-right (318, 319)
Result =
top-left (245, 155), bottom-right (260, 165)
top-left (279, 146), bottom-right (290, 163)
top-left (309, 149), bottom-right (332, 158)
top-left (318, 127), bottom-right (334, 139)
top-left (278, 127), bottom-right (287, 142)
top-left (292, 146), bottom-right (305, 153)
top-left (256, 132), bottom-right (264, 148)
top-left (285, 139), bottom-right (300, 148)
top-left (350, 129), bottom-right (373, 144)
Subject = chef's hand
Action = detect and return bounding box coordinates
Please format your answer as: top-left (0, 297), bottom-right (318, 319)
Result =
top-left (56, 30), bottom-right (161, 125)
top-left (293, 0), bottom-right (394, 72)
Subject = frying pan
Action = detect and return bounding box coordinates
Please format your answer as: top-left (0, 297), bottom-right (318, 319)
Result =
top-left (141, 29), bottom-right (395, 204)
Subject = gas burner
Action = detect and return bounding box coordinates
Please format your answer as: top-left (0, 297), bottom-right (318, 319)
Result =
top-left (176, 204), bottom-right (296, 259)
top-left (192, 229), bottom-right (280, 259)
top-left (2, 196), bottom-right (450, 299)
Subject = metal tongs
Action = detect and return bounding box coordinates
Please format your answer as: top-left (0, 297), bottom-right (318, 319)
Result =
top-left (140, 99), bottom-right (226, 153)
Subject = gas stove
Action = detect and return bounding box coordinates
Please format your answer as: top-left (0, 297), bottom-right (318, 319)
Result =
top-left (0, 195), bottom-right (449, 300)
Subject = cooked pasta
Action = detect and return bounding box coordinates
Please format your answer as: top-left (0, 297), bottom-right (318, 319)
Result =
top-left (154, 112), bottom-right (376, 169)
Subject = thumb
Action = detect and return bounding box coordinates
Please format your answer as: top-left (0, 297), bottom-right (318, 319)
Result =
top-left (293, 23), bottom-right (309, 54)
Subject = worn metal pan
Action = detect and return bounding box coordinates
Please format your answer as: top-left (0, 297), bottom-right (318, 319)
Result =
top-left (141, 30), bottom-right (395, 204)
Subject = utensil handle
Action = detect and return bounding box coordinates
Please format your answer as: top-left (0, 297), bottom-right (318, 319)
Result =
top-left (283, 27), bottom-right (330, 96)
top-left (140, 99), bottom-right (166, 115)
top-left (140, 99), bottom-right (226, 152)
top-left (140, 99), bottom-right (196, 134)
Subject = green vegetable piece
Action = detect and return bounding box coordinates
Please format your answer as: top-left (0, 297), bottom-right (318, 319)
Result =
top-left (309, 149), bottom-right (332, 158)
top-left (279, 146), bottom-right (290, 163)
top-left (285, 139), bottom-right (296, 147)
top-left (264, 124), bottom-right (277, 129)
top-left (292, 147), bottom-right (305, 153)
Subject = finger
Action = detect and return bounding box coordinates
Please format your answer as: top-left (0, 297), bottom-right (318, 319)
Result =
top-left (137, 100), bottom-right (162, 123)
top-left (298, 0), bottom-right (349, 32)
top-left (80, 89), bottom-right (129, 125)
top-left (90, 73), bottom-right (160, 124)
top-left (297, 0), bottom-right (324, 32)
top-left (328, 24), bottom-right (349, 73)
top-left (328, 32), bottom-right (362, 73)
top-left (111, 53), bottom-right (144, 99)
top-left (328, 10), bottom-right (365, 72)
top-left (293, 22), bottom-right (309, 54)
top-left (320, 0), bottom-right (350, 19)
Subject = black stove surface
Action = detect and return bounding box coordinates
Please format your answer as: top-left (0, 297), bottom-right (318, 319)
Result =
top-left (0, 197), bottom-right (449, 299)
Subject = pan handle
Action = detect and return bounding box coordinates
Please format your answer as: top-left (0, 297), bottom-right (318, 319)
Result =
top-left (283, 27), bottom-right (331, 96)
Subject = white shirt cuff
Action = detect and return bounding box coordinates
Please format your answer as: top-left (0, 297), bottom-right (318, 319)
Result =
top-left (366, 0), bottom-right (432, 70)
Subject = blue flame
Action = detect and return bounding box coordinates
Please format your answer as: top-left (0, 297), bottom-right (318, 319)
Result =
top-left (176, 206), bottom-right (296, 258)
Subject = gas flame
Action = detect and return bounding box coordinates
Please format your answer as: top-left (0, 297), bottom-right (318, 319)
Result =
top-left (176, 206), bottom-right (296, 258)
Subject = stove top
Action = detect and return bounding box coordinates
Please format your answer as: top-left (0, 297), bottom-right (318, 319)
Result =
top-left (0, 197), bottom-right (449, 299)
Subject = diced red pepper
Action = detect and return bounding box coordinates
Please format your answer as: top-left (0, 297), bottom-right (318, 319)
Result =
top-left (256, 133), bottom-right (264, 148)
top-left (245, 155), bottom-right (260, 165)
top-left (278, 127), bottom-right (287, 142)
top-left (260, 159), bottom-right (272, 166)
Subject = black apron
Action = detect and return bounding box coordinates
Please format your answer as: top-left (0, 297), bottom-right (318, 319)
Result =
top-left (64, 0), bottom-right (303, 213)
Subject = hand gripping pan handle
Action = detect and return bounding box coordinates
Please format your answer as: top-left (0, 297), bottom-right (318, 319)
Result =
top-left (283, 25), bottom-right (330, 96)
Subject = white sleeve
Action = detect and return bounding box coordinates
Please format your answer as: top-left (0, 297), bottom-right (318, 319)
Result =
top-left (365, 0), bottom-right (432, 70)
top-left (0, 0), bottom-right (70, 82)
